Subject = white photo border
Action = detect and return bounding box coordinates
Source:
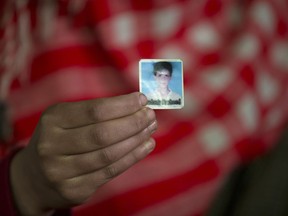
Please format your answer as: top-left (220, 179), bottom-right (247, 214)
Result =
top-left (139, 59), bottom-right (184, 109)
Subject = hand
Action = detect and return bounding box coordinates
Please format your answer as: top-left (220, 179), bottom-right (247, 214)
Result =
top-left (10, 92), bottom-right (157, 215)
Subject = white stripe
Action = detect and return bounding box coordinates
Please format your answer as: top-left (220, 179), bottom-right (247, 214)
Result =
top-left (38, 0), bottom-right (57, 43)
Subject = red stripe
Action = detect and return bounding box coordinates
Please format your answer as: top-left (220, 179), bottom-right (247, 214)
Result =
top-left (30, 45), bottom-right (107, 82)
top-left (130, 0), bottom-right (155, 11)
top-left (108, 49), bottom-right (130, 70)
top-left (13, 112), bottom-right (41, 143)
top-left (199, 52), bottom-right (221, 66)
top-left (153, 120), bottom-right (195, 154)
top-left (74, 160), bottom-right (219, 216)
top-left (203, 0), bottom-right (223, 17)
top-left (235, 138), bottom-right (266, 163)
top-left (87, 0), bottom-right (112, 22)
top-left (136, 40), bottom-right (155, 58)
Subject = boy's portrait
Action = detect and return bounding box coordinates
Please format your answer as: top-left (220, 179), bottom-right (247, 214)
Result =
top-left (139, 59), bottom-right (184, 109)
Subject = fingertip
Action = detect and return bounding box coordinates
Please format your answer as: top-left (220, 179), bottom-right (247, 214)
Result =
top-left (148, 120), bottom-right (158, 134)
top-left (139, 93), bottom-right (148, 106)
top-left (145, 138), bottom-right (156, 153)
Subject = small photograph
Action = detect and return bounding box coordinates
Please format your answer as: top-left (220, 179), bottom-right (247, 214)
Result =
top-left (139, 59), bottom-right (184, 109)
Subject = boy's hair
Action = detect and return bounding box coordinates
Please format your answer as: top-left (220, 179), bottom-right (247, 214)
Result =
top-left (153, 62), bottom-right (173, 76)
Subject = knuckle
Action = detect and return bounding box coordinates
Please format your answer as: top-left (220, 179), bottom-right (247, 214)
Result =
top-left (89, 126), bottom-right (100, 144)
top-left (73, 155), bottom-right (94, 172)
top-left (99, 148), bottom-right (114, 164)
top-left (40, 104), bottom-right (58, 125)
top-left (91, 126), bottom-right (107, 146)
top-left (39, 112), bottom-right (53, 127)
top-left (40, 157), bottom-right (64, 184)
top-left (58, 185), bottom-right (73, 202)
top-left (36, 144), bottom-right (64, 184)
top-left (88, 101), bottom-right (103, 122)
top-left (58, 184), bottom-right (80, 204)
top-left (57, 181), bottom-right (90, 204)
top-left (103, 165), bottom-right (118, 179)
top-left (40, 102), bottom-right (68, 127)
top-left (44, 165), bottom-right (62, 184)
top-left (35, 130), bottom-right (61, 157)
top-left (36, 142), bottom-right (50, 158)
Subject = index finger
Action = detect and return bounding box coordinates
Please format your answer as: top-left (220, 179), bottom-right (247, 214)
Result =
top-left (45, 92), bottom-right (148, 128)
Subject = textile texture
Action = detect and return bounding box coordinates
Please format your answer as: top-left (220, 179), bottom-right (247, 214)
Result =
top-left (0, 0), bottom-right (288, 215)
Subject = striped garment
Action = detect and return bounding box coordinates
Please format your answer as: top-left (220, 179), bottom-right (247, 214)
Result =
top-left (1, 0), bottom-right (288, 215)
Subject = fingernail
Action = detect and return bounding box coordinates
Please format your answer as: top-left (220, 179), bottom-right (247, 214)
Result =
top-left (146, 108), bottom-right (155, 122)
top-left (145, 139), bottom-right (156, 153)
top-left (148, 120), bottom-right (157, 134)
top-left (139, 93), bottom-right (148, 106)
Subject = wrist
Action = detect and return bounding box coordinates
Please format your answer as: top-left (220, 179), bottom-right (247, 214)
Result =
top-left (10, 148), bottom-right (53, 216)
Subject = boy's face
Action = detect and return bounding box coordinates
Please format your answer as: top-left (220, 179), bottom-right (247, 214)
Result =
top-left (154, 70), bottom-right (171, 87)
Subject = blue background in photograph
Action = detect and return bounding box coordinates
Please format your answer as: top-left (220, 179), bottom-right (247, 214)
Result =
top-left (140, 61), bottom-right (183, 96)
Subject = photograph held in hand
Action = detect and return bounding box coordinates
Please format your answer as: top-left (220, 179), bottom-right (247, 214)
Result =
top-left (139, 59), bottom-right (184, 109)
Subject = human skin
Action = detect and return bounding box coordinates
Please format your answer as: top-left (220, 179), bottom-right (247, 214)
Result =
top-left (154, 69), bottom-right (172, 97)
top-left (10, 92), bottom-right (157, 216)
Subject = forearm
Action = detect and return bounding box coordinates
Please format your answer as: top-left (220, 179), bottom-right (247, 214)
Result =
top-left (8, 147), bottom-right (71, 216)
top-left (10, 148), bottom-right (53, 216)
